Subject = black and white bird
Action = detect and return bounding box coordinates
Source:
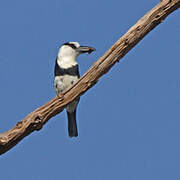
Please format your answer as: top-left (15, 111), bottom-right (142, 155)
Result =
top-left (54, 42), bottom-right (95, 137)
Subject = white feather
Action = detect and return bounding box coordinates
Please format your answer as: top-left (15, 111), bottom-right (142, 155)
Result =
top-left (57, 42), bottom-right (80, 69)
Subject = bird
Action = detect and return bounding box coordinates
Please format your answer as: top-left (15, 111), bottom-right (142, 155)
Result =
top-left (54, 42), bottom-right (95, 137)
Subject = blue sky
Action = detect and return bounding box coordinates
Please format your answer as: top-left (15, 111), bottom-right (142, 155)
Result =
top-left (0, 0), bottom-right (180, 179)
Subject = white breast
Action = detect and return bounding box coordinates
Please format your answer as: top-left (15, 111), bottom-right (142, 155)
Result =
top-left (54, 75), bottom-right (79, 94)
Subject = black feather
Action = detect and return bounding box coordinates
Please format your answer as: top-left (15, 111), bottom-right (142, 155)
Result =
top-left (67, 110), bottom-right (78, 137)
top-left (63, 42), bottom-right (77, 49)
top-left (54, 59), bottom-right (80, 77)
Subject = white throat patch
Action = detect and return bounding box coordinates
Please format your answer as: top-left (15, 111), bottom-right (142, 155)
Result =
top-left (57, 56), bottom-right (77, 69)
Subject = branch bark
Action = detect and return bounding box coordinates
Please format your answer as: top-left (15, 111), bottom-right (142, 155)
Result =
top-left (0, 0), bottom-right (179, 155)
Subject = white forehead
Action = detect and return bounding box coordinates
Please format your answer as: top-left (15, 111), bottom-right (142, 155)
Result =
top-left (69, 42), bottom-right (80, 48)
top-left (58, 42), bottom-right (81, 58)
top-left (59, 42), bottom-right (80, 52)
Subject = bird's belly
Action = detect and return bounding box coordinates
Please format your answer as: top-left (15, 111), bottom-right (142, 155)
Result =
top-left (54, 75), bottom-right (78, 94)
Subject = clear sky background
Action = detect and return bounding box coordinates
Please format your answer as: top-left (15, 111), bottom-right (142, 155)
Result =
top-left (0, 0), bottom-right (180, 180)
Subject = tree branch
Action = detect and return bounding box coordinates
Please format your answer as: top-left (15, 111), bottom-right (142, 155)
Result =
top-left (0, 0), bottom-right (179, 155)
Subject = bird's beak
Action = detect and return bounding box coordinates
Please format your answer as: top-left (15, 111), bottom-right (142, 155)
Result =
top-left (76, 46), bottom-right (96, 54)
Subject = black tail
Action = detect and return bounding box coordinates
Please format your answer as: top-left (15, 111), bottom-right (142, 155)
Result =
top-left (67, 110), bottom-right (78, 137)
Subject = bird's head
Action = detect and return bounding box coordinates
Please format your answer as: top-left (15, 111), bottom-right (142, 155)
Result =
top-left (58, 42), bottom-right (96, 59)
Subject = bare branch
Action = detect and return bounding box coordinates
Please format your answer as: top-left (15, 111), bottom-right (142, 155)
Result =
top-left (0, 0), bottom-right (179, 155)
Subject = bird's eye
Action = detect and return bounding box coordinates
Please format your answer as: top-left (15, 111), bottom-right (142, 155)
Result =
top-left (68, 44), bottom-right (76, 49)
